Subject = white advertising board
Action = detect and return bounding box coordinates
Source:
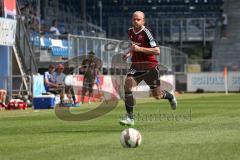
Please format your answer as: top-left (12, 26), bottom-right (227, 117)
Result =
top-left (0, 18), bottom-right (17, 46)
top-left (187, 72), bottom-right (240, 92)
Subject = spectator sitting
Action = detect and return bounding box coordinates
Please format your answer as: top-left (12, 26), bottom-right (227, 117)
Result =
top-left (52, 64), bottom-right (77, 105)
top-left (44, 64), bottom-right (59, 93)
top-left (50, 19), bottom-right (61, 36)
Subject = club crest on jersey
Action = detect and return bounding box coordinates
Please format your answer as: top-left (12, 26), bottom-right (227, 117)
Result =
top-left (137, 35), bottom-right (143, 41)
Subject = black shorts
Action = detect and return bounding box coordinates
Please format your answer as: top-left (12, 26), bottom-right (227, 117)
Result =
top-left (127, 66), bottom-right (161, 89)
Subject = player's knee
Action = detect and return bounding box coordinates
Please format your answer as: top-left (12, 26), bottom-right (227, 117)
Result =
top-left (124, 77), bottom-right (135, 92)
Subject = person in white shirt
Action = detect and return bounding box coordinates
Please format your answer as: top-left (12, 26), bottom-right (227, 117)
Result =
top-left (53, 64), bottom-right (77, 105)
top-left (50, 19), bottom-right (61, 36)
top-left (52, 64), bottom-right (66, 86)
top-left (44, 64), bottom-right (59, 93)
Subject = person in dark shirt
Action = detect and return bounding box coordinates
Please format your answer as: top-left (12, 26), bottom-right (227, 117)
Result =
top-left (80, 51), bottom-right (101, 104)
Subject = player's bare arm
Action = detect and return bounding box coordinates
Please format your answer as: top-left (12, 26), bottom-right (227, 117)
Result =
top-left (45, 80), bottom-right (59, 88)
top-left (122, 52), bottom-right (132, 61)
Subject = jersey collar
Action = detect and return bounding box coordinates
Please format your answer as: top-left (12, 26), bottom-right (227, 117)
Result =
top-left (133, 26), bottom-right (145, 34)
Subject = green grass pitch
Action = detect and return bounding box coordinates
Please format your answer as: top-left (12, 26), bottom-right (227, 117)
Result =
top-left (0, 93), bottom-right (240, 160)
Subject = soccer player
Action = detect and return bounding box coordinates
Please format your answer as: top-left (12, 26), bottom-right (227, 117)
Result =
top-left (80, 51), bottom-right (101, 104)
top-left (120, 11), bottom-right (177, 126)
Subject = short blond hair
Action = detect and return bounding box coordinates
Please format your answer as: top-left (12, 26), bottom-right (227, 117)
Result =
top-left (132, 11), bottom-right (145, 19)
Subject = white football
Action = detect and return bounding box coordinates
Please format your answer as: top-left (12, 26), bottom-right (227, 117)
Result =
top-left (120, 128), bottom-right (142, 148)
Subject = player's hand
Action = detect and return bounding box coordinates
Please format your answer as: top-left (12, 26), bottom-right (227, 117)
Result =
top-left (122, 52), bottom-right (131, 61)
top-left (130, 43), bottom-right (141, 52)
top-left (122, 54), bottom-right (128, 61)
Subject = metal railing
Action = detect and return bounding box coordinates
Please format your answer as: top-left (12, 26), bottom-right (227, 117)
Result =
top-left (67, 35), bottom-right (186, 73)
top-left (159, 46), bottom-right (188, 73)
top-left (15, 4), bottom-right (38, 74)
top-left (0, 75), bottom-right (32, 100)
top-left (28, 34), bottom-right (188, 73)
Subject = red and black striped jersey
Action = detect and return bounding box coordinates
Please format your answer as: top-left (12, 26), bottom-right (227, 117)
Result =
top-left (128, 26), bottom-right (159, 70)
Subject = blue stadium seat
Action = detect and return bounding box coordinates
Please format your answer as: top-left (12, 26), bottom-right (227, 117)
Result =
top-left (30, 36), bottom-right (40, 46)
top-left (30, 31), bottom-right (41, 46)
top-left (52, 47), bottom-right (69, 57)
top-left (62, 40), bottom-right (69, 47)
top-left (34, 37), bottom-right (40, 46)
top-left (43, 38), bottom-right (52, 48)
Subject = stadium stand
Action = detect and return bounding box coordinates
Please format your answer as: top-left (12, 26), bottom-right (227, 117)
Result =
top-left (16, 0), bottom-right (223, 72)
top-left (29, 36), bottom-right (70, 58)
top-left (17, 0), bottom-right (105, 37)
top-left (15, 0), bottom-right (223, 74)
top-left (86, 0), bottom-right (223, 40)
top-left (16, 0), bottom-right (107, 67)
top-left (14, 0), bottom-right (224, 73)
top-left (40, 0), bottom-right (104, 36)
top-left (212, 0), bottom-right (240, 71)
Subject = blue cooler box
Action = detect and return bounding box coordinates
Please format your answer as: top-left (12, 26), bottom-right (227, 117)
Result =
top-left (33, 95), bottom-right (55, 109)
